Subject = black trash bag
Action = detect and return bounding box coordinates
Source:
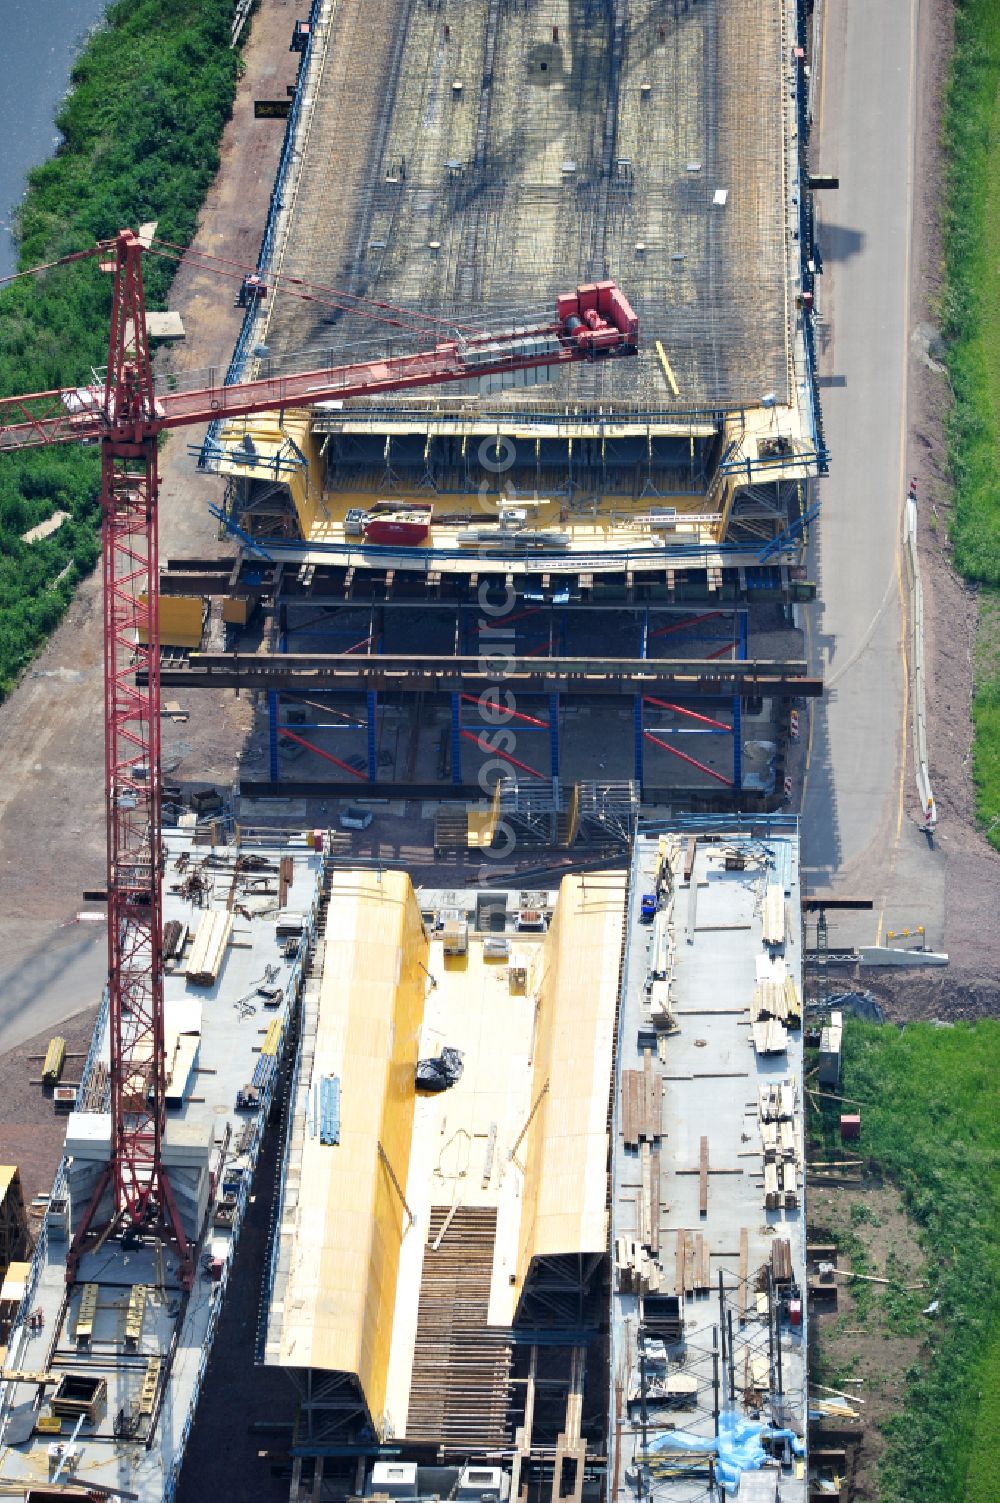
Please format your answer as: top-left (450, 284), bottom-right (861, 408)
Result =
top-left (827, 990), bottom-right (885, 1024)
top-left (415, 1045), bottom-right (465, 1092)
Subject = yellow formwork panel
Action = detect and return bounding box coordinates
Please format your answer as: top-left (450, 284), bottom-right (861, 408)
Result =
top-left (215, 410), bottom-right (324, 538)
top-left (515, 871), bottom-right (627, 1292)
top-left (278, 870), bottom-right (427, 1430)
top-left (137, 594), bottom-right (204, 650)
top-left (305, 484), bottom-right (720, 552)
top-left (465, 808), bottom-right (498, 850)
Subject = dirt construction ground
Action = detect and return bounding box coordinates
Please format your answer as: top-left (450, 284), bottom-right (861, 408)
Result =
top-left (809, 1177), bottom-right (931, 1502)
top-left (901, 0), bottom-right (1000, 999)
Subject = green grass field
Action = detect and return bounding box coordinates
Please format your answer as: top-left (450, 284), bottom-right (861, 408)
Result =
top-left (0, 0), bottom-right (239, 699)
top-left (811, 1020), bottom-right (1000, 1502)
top-left (942, 0), bottom-right (1000, 846)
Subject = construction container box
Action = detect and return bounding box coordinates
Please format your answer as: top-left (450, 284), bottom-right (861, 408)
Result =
top-left (137, 593), bottom-right (204, 650)
top-left (222, 595), bottom-right (254, 626)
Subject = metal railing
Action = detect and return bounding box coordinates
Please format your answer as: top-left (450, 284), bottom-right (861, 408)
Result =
top-left (203, 0), bottom-right (328, 468)
top-left (164, 858), bottom-right (323, 1500)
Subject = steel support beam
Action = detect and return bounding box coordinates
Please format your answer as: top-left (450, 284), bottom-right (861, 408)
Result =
top-left (154, 653), bottom-right (821, 697)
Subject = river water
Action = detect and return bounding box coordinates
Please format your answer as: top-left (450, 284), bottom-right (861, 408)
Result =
top-left (0, 0), bottom-right (110, 279)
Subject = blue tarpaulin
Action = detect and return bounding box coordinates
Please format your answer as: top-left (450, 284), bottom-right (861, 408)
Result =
top-left (647, 1411), bottom-right (803, 1494)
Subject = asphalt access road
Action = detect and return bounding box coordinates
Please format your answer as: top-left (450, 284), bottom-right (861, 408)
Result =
top-left (801, 0), bottom-right (947, 952)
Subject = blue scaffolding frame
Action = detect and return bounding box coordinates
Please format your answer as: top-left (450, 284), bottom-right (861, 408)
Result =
top-left (264, 602), bottom-right (751, 790)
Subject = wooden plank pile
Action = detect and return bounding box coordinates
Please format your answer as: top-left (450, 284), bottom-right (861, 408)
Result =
top-left (186, 910), bottom-right (232, 986)
top-left (72, 1282), bottom-right (98, 1347)
top-left (673, 1228), bottom-right (712, 1296)
top-left (770, 1237), bottom-right (793, 1285)
top-left (762, 885), bottom-right (785, 947)
top-left (619, 1051), bottom-right (667, 1293)
top-left (758, 1081), bottom-right (799, 1210)
top-left (615, 1235), bottom-right (662, 1294)
top-left (621, 1053), bottom-right (663, 1148)
top-left (762, 1156), bottom-right (798, 1210)
top-left (751, 1018), bottom-right (788, 1057)
top-left (759, 1118), bottom-right (797, 1160)
top-left (758, 1081), bottom-right (795, 1122)
top-left (750, 977), bottom-right (801, 1027)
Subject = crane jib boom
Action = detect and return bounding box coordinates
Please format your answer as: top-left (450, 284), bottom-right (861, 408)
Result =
top-left (0, 275), bottom-right (638, 453)
top-left (0, 228), bottom-right (639, 1290)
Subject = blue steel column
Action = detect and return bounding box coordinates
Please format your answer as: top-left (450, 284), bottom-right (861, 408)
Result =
top-left (633, 698), bottom-right (644, 787)
top-left (268, 691), bottom-right (279, 783)
top-left (549, 694), bottom-right (560, 779)
top-left (366, 691), bottom-right (378, 783)
top-left (451, 693), bottom-right (463, 785)
top-left (634, 605), bottom-right (650, 789)
top-left (733, 609), bottom-right (748, 792)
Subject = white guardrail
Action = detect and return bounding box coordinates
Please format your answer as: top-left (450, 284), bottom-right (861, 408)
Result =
top-left (903, 480), bottom-right (937, 830)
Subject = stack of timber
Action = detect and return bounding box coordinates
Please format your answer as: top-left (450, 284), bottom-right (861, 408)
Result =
top-left (751, 1018), bottom-right (788, 1056)
top-left (41, 1037), bottom-right (66, 1086)
top-left (770, 1238), bottom-right (793, 1285)
top-left (186, 910), bottom-right (232, 985)
top-left (758, 1081), bottom-right (796, 1122)
top-left (760, 1118), bottom-right (797, 1162)
top-left (758, 1081), bottom-right (800, 1211)
top-left (620, 1054), bottom-right (664, 1281)
top-left (616, 1236), bottom-right (661, 1294)
top-left (621, 1054), bottom-right (663, 1148)
top-left (750, 977), bottom-right (801, 1027)
top-left (673, 1229), bottom-right (712, 1297)
top-left (163, 919), bottom-right (187, 962)
top-left (648, 977), bottom-right (677, 1032)
top-left (407, 1207), bottom-right (511, 1446)
top-left (762, 886), bottom-right (786, 947)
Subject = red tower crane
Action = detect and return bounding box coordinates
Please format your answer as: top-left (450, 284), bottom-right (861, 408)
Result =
top-left (0, 229), bottom-right (639, 1288)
